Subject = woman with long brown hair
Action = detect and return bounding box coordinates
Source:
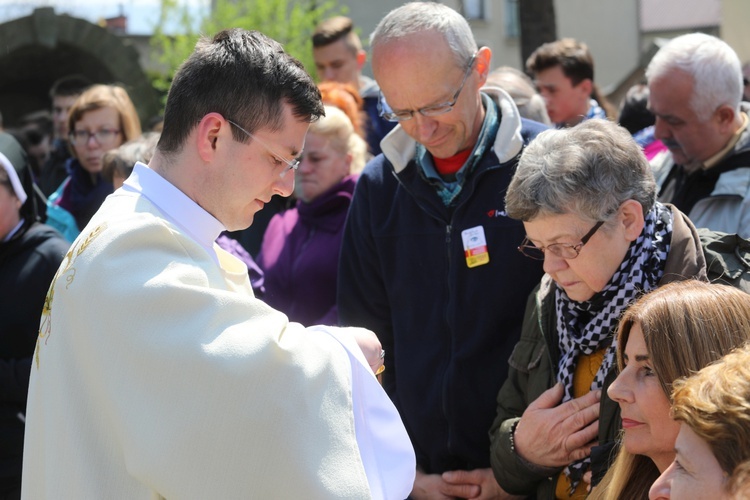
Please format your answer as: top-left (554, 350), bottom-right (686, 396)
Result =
top-left (593, 280), bottom-right (750, 499)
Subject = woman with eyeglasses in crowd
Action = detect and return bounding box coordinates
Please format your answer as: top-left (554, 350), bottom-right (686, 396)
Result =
top-left (47, 84), bottom-right (141, 241)
top-left (488, 119), bottom-right (750, 499)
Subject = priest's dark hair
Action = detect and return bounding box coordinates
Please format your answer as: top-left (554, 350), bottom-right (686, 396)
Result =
top-left (158, 28), bottom-right (324, 155)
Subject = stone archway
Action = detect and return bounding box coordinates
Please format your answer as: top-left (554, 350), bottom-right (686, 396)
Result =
top-left (0, 7), bottom-right (159, 128)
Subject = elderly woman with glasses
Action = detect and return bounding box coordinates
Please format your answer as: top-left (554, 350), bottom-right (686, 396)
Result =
top-left (488, 118), bottom-right (750, 500)
top-left (48, 84), bottom-right (141, 241)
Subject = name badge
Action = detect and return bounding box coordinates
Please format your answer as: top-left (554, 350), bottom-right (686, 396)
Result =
top-left (461, 226), bottom-right (490, 268)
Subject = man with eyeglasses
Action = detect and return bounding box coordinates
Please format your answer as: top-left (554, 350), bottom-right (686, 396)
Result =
top-left (337, 3), bottom-right (546, 498)
top-left (22, 28), bottom-right (415, 500)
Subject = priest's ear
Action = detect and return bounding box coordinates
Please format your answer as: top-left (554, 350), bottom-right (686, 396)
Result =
top-left (196, 113), bottom-right (227, 161)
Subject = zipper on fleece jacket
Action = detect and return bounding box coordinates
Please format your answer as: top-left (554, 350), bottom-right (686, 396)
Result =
top-left (390, 159), bottom-right (508, 462)
top-left (442, 222), bottom-right (454, 454)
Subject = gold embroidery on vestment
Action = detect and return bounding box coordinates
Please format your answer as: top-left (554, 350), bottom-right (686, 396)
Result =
top-left (35, 223), bottom-right (108, 369)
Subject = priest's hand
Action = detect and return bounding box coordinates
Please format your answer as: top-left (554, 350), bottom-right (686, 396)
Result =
top-left (348, 327), bottom-right (384, 375)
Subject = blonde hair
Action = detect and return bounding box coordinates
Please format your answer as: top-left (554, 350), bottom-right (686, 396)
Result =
top-left (671, 342), bottom-right (750, 496)
top-left (591, 281), bottom-right (750, 500)
top-left (308, 105), bottom-right (368, 174)
top-left (67, 84), bottom-right (141, 144)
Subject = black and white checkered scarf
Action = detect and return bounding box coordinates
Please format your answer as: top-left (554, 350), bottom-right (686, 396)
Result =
top-left (554, 202), bottom-right (673, 488)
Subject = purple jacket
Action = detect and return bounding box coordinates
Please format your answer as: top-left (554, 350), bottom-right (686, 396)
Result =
top-left (215, 233), bottom-right (265, 295)
top-left (258, 175), bottom-right (356, 326)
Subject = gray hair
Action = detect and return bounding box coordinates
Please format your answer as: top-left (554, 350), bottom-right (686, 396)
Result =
top-left (505, 119), bottom-right (656, 222)
top-left (370, 2), bottom-right (477, 68)
top-left (486, 66), bottom-right (551, 125)
top-left (646, 33), bottom-right (742, 121)
top-left (102, 132), bottom-right (160, 183)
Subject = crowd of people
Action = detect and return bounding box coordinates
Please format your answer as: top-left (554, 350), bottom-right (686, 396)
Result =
top-left (4, 1), bottom-right (750, 499)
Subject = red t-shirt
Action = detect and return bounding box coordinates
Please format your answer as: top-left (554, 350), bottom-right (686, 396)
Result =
top-left (433, 148), bottom-right (473, 177)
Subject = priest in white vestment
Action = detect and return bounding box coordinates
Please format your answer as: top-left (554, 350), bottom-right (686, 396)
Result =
top-left (22, 28), bottom-right (415, 500)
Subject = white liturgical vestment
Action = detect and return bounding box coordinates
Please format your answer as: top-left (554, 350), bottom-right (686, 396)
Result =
top-left (22, 163), bottom-right (415, 499)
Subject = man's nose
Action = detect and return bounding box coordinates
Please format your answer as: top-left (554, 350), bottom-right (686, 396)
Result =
top-left (413, 113), bottom-right (438, 142)
top-left (322, 67), bottom-right (337, 82)
top-left (653, 117), bottom-right (670, 141)
top-left (274, 170), bottom-right (295, 197)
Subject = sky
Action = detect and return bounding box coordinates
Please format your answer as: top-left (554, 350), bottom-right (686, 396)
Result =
top-left (0, 0), bottom-right (208, 34)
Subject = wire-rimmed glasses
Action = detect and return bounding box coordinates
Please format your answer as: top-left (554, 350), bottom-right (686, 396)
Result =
top-left (226, 119), bottom-right (300, 178)
top-left (517, 221), bottom-right (605, 260)
top-left (380, 52), bottom-right (478, 122)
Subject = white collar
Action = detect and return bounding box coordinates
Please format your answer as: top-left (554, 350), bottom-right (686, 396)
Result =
top-left (123, 162), bottom-right (225, 260)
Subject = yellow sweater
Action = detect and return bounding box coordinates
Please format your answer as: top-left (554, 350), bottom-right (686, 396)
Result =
top-left (555, 348), bottom-right (606, 499)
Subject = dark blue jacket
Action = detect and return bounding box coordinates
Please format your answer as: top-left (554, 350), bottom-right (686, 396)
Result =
top-left (338, 89), bottom-right (547, 474)
top-left (0, 222), bottom-right (68, 491)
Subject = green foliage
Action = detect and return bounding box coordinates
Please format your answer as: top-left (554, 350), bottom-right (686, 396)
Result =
top-left (150, 0), bottom-right (345, 109)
